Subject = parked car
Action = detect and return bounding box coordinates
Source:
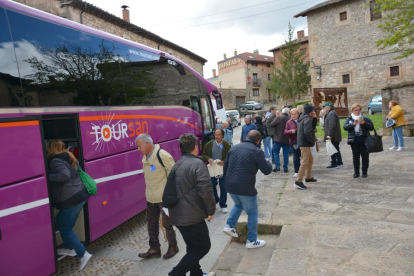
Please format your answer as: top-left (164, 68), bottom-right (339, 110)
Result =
top-left (368, 94), bottom-right (382, 115)
top-left (226, 113), bottom-right (238, 128)
top-left (240, 101), bottom-right (264, 110)
top-left (226, 110), bottom-right (241, 126)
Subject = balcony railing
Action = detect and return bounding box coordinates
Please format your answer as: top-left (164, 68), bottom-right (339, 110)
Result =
top-left (252, 79), bottom-right (262, 86)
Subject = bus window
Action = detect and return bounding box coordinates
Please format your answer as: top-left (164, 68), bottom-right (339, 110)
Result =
top-left (0, 8), bottom-right (21, 107)
top-left (200, 97), bottom-right (213, 133)
top-left (190, 96), bottom-right (201, 114)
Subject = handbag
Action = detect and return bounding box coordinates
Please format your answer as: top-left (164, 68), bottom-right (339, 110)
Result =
top-left (366, 128), bottom-right (383, 153)
top-left (386, 118), bottom-right (396, 128)
top-left (78, 167), bottom-right (98, 195)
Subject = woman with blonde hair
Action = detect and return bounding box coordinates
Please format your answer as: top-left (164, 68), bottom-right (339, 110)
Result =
top-left (343, 103), bottom-right (374, 178)
top-left (388, 100), bottom-right (406, 151)
top-left (47, 140), bottom-right (92, 271)
top-left (284, 108), bottom-right (301, 178)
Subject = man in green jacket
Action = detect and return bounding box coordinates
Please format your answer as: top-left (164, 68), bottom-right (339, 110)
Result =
top-left (203, 128), bottom-right (231, 214)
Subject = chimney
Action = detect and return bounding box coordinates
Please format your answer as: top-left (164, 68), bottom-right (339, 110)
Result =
top-left (234, 49), bottom-right (237, 56)
top-left (253, 49), bottom-right (259, 57)
top-left (212, 69), bottom-right (217, 78)
top-left (297, 30), bottom-right (305, 39)
top-left (121, 5), bottom-right (130, 23)
top-left (223, 53), bottom-right (227, 59)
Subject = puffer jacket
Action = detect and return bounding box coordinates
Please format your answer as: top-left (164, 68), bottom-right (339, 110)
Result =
top-left (343, 115), bottom-right (374, 144)
top-left (168, 154), bottom-right (216, 226)
top-left (284, 119), bottom-right (298, 147)
top-left (297, 113), bottom-right (315, 147)
top-left (270, 113), bottom-right (290, 144)
top-left (48, 153), bottom-right (89, 210)
top-left (224, 140), bottom-right (272, 196)
top-left (324, 109), bottom-right (342, 142)
top-left (266, 113), bottom-right (276, 137)
top-left (388, 105), bottom-right (406, 128)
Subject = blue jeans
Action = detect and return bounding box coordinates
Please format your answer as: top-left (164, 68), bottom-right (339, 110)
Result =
top-left (263, 137), bottom-right (272, 159)
top-left (226, 194), bottom-right (258, 242)
top-left (56, 200), bottom-right (87, 258)
top-left (393, 126), bottom-right (404, 147)
top-left (273, 141), bottom-right (290, 171)
top-left (211, 176), bottom-right (227, 208)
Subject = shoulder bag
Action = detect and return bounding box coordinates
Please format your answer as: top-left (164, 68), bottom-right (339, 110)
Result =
top-left (385, 118), bottom-right (396, 128)
top-left (366, 127), bottom-right (383, 153)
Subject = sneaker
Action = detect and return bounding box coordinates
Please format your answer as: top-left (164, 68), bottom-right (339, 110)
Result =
top-left (294, 181), bottom-right (307, 190)
top-left (305, 178), bottom-right (317, 183)
top-left (284, 169), bottom-right (288, 173)
top-left (396, 147), bottom-right (404, 152)
top-left (203, 273), bottom-right (216, 276)
top-left (57, 248), bottom-right (77, 257)
top-left (293, 173), bottom-right (298, 178)
top-left (223, 225), bottom-right (238, 238)
top-left (337, 163), bottom-right (344, 167)
top-left (326, 165), bottom-right (338, 169)
top-left (246, 239), bottom-right (266, 249)
top-left (389, 146), bottom-right (398, 150)
top-left (79, 251), bottom-right (92, 271)
top-left (222, 207), bottom-right (228, 214)
top-left (272, 167), bottom-right (280, 172)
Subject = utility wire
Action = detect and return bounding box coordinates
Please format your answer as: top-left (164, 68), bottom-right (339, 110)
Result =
top-left (181, 0), bottom-right (320, 29)
top-left (150, 0), bottom-right (283, 26)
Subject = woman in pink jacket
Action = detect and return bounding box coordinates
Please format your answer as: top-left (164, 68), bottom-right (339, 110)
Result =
top-left (284, 108), bottom-right (301, 178)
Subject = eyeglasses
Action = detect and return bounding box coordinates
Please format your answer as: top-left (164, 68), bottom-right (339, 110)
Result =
top-left (353, 109), bottom-right (361, 112)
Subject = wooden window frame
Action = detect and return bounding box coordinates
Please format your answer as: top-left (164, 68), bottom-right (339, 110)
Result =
top-left (390, 66), bottom-right (400, 77)
top-left (339, 11), bottom-right (347, 21)
top-left (253, 89), bottom-right (259, 96)
top-left (370, 1), bottom-right (382, 21)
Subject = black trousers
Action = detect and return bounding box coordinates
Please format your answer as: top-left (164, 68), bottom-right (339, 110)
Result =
top-left (169, 220), bottom-right (211, 276)
top-left (350, 141), bottom-right (369, 174)
top-left (330, 141), bottom-right (343, 166)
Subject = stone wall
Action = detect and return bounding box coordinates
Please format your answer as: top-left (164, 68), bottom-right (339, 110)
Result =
top-left (381, 83), bottom-right (414, 137)
top-left (307, 0), bottom-right (414, 110)
top-left (221, 88), bottom-right (248, 110)
top-left (13, 0), bottom-right (204, 75)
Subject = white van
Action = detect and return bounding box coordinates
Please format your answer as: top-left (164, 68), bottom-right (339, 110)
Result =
top-left (226, 110), bottom-right (241, 126)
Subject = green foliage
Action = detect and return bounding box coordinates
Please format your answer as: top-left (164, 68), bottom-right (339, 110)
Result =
top-left (291, 100), bottom-right (311, 107)
top-left (267, 22), bottom-right (311, 104)
top-left (375, 0), bottom-right (414, 59)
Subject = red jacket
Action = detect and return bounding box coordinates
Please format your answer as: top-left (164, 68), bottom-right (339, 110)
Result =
top-left (284, 119), bottom-right (298, 147)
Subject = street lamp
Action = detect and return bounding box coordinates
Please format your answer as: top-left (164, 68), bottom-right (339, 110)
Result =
top-left (310, 58), bottom-right (322, 81)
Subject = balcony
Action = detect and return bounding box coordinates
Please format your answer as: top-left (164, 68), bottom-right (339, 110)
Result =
top-left (252, 79), bottom-right (262, 87)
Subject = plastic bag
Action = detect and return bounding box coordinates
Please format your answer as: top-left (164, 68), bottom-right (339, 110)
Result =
top-left (326, 140), bottom-right (338, 156)
top-left (310, 145), bottom-right (317, 160)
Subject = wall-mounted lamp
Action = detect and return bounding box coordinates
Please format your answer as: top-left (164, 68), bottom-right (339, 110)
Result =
top-left (310, 58), bottom-right (322, 81)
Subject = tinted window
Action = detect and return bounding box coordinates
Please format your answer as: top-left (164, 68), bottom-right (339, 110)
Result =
top-left (0, 8), bottom-right (22, 107)
top-left (6, 10), bottom-right (203, 107)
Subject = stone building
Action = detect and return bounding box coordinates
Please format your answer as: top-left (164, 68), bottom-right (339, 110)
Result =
top-left (294, 0), bottom-right (414, 112)
top-left (12, 0), bottom-right (207, 75)
top-left (217, 50), bottom-right (274, 109)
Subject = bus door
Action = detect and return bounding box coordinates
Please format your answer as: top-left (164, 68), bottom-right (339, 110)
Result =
top-left (36, 114), bottom-right (89, 253)
top-left (0, 117), bottom-right (56, 275)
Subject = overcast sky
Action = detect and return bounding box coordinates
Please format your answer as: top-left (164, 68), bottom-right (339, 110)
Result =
top-left (84, 0), bottom-right (326, 79)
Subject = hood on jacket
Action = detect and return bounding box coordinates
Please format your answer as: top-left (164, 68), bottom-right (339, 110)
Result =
top-left (48, 152), bottom-right (71, 166)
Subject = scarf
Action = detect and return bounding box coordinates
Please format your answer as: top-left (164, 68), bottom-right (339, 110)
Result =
top-left (351, 114), bottom-right (361, 133)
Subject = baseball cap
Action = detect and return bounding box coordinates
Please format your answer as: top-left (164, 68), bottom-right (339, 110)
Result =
top-left (322, 101), bottom-right (334, 107)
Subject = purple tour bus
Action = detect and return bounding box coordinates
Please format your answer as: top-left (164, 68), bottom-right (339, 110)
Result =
top-left (0, 1), bottom-right (224, 275)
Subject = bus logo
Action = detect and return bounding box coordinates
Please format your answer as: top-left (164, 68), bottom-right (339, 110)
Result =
top-left (90, 112), bottom-right (149, 152)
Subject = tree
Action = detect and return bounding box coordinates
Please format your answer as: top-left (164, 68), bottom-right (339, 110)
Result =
top-left (267, 23), bottom-right (310, 105)
top-left (375, 0), bottom-right (414, 59)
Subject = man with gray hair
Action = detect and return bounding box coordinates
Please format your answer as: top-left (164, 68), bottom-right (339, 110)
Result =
top-left (135, 134), bottom-right (179, 260)
top-left (240, 115), bottom-right (257, 143)
top-left (270, 108), bottom-right (291, 172)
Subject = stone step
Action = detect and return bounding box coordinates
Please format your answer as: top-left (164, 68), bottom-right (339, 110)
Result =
top-left (212, 235), bottom-right (279, 276)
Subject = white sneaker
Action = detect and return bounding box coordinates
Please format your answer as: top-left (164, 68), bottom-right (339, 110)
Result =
top-left (57, 248), bottom-right (77, 257)
top-left (293, 173), bottom-right (298, 178)
top-left (246, 239), bottom-right (266, 249)
top-left (223, 225), bottom-right (238, 238)
top-left (389, 146), bottom-right (398, 150)
top-left (79, 251), bottom-right (92, 271)
top-left (396, 147), bottom-right (404, 152)
top-left (222, 208), bottom-right (228, 214)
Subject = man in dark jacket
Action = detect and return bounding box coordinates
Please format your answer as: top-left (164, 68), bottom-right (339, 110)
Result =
top-left (270, 108), bottom-right (291, 172)
top-left (168, 133), bottom-right (216, 276)
top-left (295, 104), bottom-right (318, 190)
top-left (222, 130), bottom-right (272, 249)
top-left (240, 115), bottom-right (257, 143)
top-left (323, 101), bottom-right (343, 169)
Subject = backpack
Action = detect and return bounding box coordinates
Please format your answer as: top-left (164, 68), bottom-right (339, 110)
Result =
top-left (162, 159), bottom-right (185, 208)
